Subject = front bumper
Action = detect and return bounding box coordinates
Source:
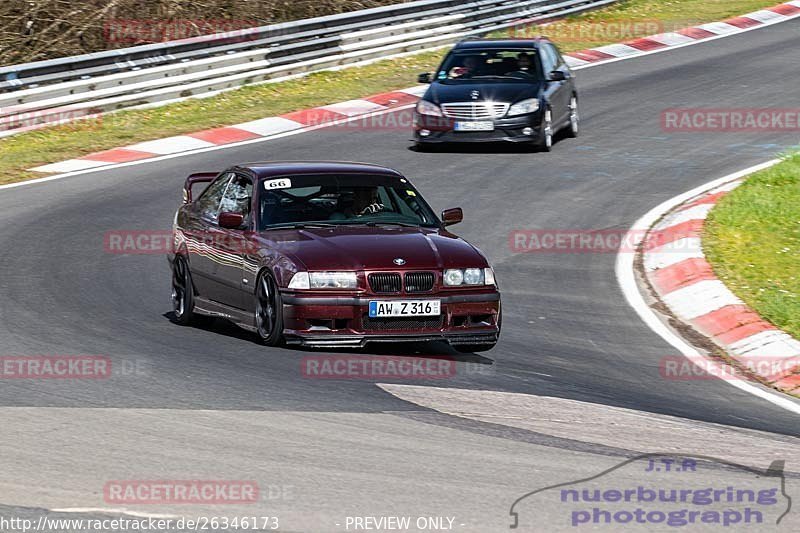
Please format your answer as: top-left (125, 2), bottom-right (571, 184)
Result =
top-left (281, 291), bottom-right (501, 348)
top-left (413, 112), bottom-right (541, 143)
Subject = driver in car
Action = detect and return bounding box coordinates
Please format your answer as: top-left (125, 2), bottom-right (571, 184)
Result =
top-left (330, 187), bottom-right (385, 219)
top-left (507, 52), bottom-right (535, 78)
top-left (449, 55), bottom-right (481, 79)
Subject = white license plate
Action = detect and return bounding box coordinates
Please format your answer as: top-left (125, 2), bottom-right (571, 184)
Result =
top-left (454, 121), bottom-right (495, 132)
top-left (369, 300), bottom-right (441, 318)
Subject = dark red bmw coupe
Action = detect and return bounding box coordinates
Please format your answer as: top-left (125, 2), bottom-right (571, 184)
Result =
top-left (169, 162), bottom-right (501, 351)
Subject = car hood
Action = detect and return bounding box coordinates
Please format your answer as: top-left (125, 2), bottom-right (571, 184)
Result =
top-left (425, 81), bottom-right (542, 105)
top-left (257, 226), bottom-right (488, 272)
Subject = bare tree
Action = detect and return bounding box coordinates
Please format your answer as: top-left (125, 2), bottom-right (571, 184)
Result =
top-left (1, 0), bottom-right (403, 64)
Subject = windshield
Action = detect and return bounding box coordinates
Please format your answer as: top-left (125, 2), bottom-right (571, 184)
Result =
top-left (258, 174), bottom-right (440, 230)
top-left (437, 49), bottom-right (544, 82)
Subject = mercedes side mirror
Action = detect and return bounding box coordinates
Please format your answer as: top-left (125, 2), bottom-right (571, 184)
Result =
top-left (549, 70), bottom-right (567, 82)
top-left (418, 72), bottom-right (433, 84)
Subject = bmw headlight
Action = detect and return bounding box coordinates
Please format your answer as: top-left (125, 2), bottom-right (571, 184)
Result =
top-left (310, 272), bottom-right (358, 289)
top-left (507, 98), bottom-right (540, 117)
top-left (416, 99), bottom-right (443, 117)
top-left (444, 268), bottom-right (496, 286)
top-left (288, 272), bottom-right (310, 289)
top-left (288, 272), bottom-right (358, 289)
top-left (444, 269), bottom-right (464, 286)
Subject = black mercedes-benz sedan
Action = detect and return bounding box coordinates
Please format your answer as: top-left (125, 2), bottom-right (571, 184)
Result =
top-left (413, 38), bottom-right (579, 151)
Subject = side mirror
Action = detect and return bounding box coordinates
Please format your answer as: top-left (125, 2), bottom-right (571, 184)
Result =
top-left (418, 72), bottom-right (432, 84)
top-left (441, 207), bottom-right (463, 227)
top-left (218, 212), bottom-right (245, 230)
top-left (549, 70), bottom-right (567, 82)
top-left (183, 172), bottom-right (216, 203)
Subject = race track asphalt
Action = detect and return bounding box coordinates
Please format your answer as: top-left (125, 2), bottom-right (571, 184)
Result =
top-left (0, 18), bottom-right (798, 531)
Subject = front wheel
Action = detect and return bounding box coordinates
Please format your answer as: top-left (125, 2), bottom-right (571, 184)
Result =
top-left (255, 272), bottom-right (285, 347)
top-left (566, 95), bottom-right (579, 138)
top-left (536, 107), bottom-right (554, 152)
top-left (171, 256), bottom-right (195, 325)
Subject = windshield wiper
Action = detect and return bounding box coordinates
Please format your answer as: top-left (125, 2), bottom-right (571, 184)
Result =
top-left (334, 220), bottom-right (421, 228)
top-left (364, 221), bottom-right (421, 227)
top-left (265, 222), bottom-right (337, 230)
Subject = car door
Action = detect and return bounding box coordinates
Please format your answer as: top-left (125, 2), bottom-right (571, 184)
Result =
top-left (185, 172), bottom-right (233, 299)
top-left (542, 43), bottom-right (571, 126)
top-left (212, 172), bottom-right (254, 310)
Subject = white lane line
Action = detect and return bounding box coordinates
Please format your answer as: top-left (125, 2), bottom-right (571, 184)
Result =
top-left (653, 204), bottom-right (714, 231)
top-left (729, 330), bottom-right (800, 359)
top-left (661, 279), bottom-right (744, 319)
top-left (126, 135), bottom-right (216, 155)
top-left (234, 116), bottom-right (304, 136)
top-left (319, 99), bottom-right (387, 116)
top-left (591, 43), bottom-right (642, 57)
top-left (643, 237), bottom-right (704, 271)
top-left (615, 159), bottom-right (800, 415)
top-left (30, 159), bottom-right (111, 174)
top-left (648, 32), bottom-right (697, 46)
top-left (51, 508), bottom-right (179, 519)
top-left (745, 9), bottom-right (789, 23)
top-left (397, 85), bottom-right (428, 97)
top-left (564, 56), bottom-right (591, 67)
top-left (697, 22), bottom-right (743, 35)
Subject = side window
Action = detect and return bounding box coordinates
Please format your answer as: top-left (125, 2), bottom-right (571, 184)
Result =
top-left (219, 174), bottom-right (254, 224)
top-left (549, 43), bottom-right (566, 69)
top-left (541, 43), bottom-right (556, 76)
top-left (196, 172), bottom-right (233, 222)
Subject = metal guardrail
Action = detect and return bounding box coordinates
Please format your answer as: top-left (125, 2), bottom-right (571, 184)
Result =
top-left (0, 0), bottom-right (617, 135)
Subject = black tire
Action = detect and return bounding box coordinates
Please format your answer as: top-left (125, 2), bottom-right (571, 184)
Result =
top-left (536, 107), bottom-right (554, 152)
top-left (255, 271), bottom-right (285, 347)
top-left (171, 256), bottom-right (195, 325)
top-left (566, 95), bottom-right (579, 138)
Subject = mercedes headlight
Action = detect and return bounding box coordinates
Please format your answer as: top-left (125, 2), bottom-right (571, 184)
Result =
top-left (507, 98), bottom-right (540, 116)
top-left (416, 100), bottom-right (443, 117)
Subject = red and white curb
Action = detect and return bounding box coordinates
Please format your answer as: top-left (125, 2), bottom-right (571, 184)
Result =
top-left (562, 1), bottom-right (800, 68)
top-left (642, 178), bottom-right (800, 395)
top-left (28, 1), bottom-right (800, 175)
top-left (30, 88), bottom-right (425, 174)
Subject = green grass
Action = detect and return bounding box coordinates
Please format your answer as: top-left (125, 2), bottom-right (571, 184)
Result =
top-left (0, 0), bottom-right (783, 186)
top-left (704, 154), bottom-right (800, 340)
